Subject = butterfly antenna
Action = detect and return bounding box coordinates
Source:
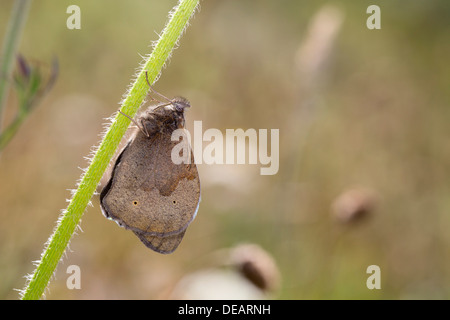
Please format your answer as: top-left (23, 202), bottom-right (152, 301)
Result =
top-left (145, 71), bottom-right (173, 104)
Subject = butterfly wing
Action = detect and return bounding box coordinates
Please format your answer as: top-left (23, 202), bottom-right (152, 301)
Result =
top-left (100, 129), bottom-right (200, 252)
top-left (133, 229), bottom-right (187, 254)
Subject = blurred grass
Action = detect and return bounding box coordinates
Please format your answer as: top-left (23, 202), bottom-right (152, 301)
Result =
top-left (1, 0), bottom-right (450, 299)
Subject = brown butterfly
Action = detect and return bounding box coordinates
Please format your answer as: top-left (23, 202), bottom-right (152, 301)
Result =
top-left (100, 83), bottom-right (200, 254)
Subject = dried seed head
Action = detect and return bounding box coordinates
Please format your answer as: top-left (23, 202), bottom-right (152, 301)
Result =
top-left (331, 187), bottom-right (378, 223)
top-left (229, 243), bottom-right (281, 293)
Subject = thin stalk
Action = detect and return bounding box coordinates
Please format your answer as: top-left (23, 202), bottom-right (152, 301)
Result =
top-left (0, 0), bottom-right (32, 131)
top-left (0, 108), bottom-right (27, 151)
top-left (20, 0), bottom-right (199, 300)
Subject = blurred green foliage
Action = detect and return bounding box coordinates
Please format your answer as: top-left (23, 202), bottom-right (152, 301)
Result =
top-left (0, 0), bottom-right (449, 299)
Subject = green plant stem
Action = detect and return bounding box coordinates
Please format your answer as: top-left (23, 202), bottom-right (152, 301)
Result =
top-left (0, 0), bottom-right (32, 132)
top-left (21, 0), bottom-right (199, 300)
top-left (0, 108), bottom-right (27, 151)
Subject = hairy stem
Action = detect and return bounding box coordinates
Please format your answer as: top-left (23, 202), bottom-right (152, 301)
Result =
top-left (20, 0), bottom-right (199, 300)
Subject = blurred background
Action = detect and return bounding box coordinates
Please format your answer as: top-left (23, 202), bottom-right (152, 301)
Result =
top-left (1, 0), bottom-right (449, 299)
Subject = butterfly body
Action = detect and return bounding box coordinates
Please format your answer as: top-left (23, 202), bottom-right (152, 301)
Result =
top-left (100, 98), bottom-right (200, 254)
